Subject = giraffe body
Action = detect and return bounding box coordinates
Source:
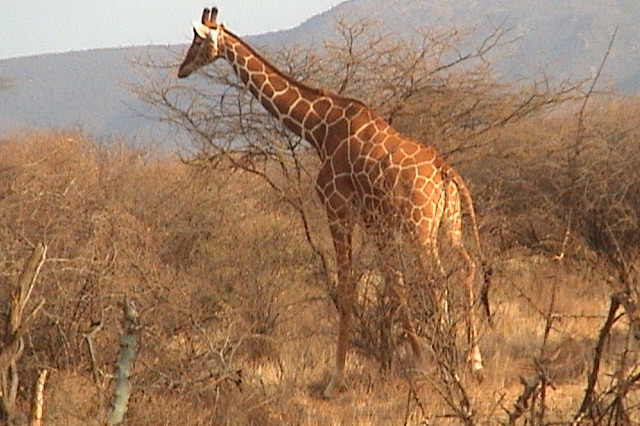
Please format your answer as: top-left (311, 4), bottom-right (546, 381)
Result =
top-left (179, 8), bottom-right (485, 398)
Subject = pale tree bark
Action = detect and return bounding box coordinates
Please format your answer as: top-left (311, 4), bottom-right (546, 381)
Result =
top-left (107, 298), bottom-right (140, 426)
top-left (0, 244), bottom-right (46, 423)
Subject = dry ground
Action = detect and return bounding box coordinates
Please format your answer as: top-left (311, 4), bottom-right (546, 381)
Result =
top-left (1, 127), bottom-right (639, 425)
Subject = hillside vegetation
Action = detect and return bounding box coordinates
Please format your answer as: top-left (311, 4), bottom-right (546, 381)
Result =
top-left (1, 92), bottom-right (640, 425)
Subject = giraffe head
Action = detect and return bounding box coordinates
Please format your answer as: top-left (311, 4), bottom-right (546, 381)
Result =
top-left (178, 7), bottom-right (223, 78)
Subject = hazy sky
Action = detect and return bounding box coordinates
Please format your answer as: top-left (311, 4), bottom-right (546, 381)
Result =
top-left (0, 0), bottom-right (340, 60)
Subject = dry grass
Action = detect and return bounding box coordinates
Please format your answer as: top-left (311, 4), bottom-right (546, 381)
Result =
top-left (1, 116), bottom-right (640, 425)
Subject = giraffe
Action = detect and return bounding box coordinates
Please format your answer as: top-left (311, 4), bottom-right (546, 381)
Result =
top-left (178, 7), bottom-right (487, 398)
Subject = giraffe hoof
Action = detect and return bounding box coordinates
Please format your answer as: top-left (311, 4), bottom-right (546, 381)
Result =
top-left (472, 367), bottom-right (485, 383)
top-left (469, 346), bottom-right (484, 382)
top-left (322, 372), bottom-right (343, 399)
top-left (322, 386), bottom-right (337, 399)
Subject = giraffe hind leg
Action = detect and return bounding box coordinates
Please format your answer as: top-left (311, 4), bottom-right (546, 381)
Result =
top-left (417, 191), bottom-right (450, 326)
top-left (444, 182), bottom-right (484, 375)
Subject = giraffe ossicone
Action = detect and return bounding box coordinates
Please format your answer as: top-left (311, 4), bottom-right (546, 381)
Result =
top-left (178, 6), bottom-right (488, 399)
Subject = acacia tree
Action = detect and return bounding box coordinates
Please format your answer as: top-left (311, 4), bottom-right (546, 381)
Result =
top-left (134, 16), bottom-right (571, 254)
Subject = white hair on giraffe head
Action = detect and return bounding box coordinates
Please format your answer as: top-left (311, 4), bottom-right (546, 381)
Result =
top-left (193, 21), bottom-right (211, 39)
top-left (192, 20), bottom-right (221, 53)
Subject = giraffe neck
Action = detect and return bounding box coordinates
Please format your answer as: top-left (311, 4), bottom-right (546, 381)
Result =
top-left (218, 29), bottom-right (383, 160)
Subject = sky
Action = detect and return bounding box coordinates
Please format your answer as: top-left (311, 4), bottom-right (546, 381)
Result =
top-left (0, 0), bottom-right (340, 60)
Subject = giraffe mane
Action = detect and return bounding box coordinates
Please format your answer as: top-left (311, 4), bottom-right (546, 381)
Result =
top-left (224, 27), bottom-right (369, 109)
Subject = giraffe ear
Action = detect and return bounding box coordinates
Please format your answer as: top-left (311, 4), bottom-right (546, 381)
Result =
top-left (193, 21), bottom-right (211, 39)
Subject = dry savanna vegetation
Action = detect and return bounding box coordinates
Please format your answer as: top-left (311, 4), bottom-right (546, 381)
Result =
top-left (3, 18), bottom-right (640, 426)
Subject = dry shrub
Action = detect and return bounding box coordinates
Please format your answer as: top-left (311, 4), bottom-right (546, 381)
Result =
top-left (0, 130), bottom-right (325, 424)
top-left (469, 97), bottom-right (640, 264)
top-left (1, 131), bottom-right (157, 367)
top-left (46, 371), bottom-right (103, 426)
top-left (447, 95), bottom-right (640, 425)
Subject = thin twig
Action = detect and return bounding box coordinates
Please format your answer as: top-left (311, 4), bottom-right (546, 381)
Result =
top-left (83, 319), bottom-right (104, 385)
top-left (575, 293), bottom-right (621, 420)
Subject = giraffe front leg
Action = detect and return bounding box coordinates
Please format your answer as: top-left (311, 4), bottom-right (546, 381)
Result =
top-left (324, 220), bottom-right (354, 399)
top-left (324, 286), bottom-right (353, 398)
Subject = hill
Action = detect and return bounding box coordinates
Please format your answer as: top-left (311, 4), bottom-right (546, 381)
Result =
top-left (1, 0), bottom-right (639, 146)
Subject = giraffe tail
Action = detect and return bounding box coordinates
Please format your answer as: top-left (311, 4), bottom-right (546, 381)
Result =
top-left (447, 167), bottom-right (493, 325)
